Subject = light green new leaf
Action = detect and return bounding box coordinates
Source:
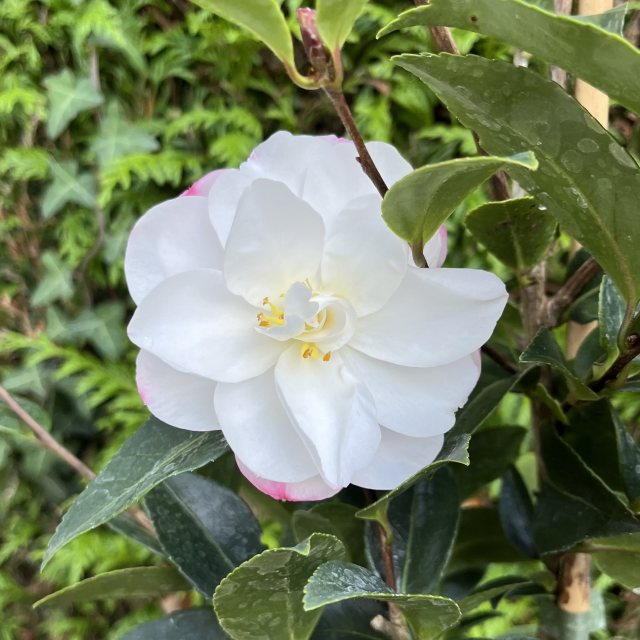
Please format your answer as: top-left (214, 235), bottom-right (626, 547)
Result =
top-left (42, 417), bottom-right (228, 568)
top-left (380, 0), bottom-right (640, 114)
top-left (316, 0), bottom-right (367, 51)
top-left (465, 197), bottom-right (556, 270)
top-left (382, 153), bottom-right (538, 259)
top-left (213, 533), bottom-right (346, 640)
top-left (31, 252), bottom-right (74, 307)
top-left (192, 0), bottom-right (294, 68)
top-left (34, 566), bottom-right (190, 608)
top-left (395, 53), bottom-right (640, 304)
top-left (303, 561), bottom-right (461, 640)
top-left (43, 69), bottom-right (103, 139)
top-left (91, 103), bottom-right (158, 168)
top-left (41, 160), bottom-right (96, 219)
top-left (588, 533), bottom-right (640, 589)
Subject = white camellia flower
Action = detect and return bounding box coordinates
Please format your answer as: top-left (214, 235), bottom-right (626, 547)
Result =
top-left (125, 132), bottom-right (508, 501)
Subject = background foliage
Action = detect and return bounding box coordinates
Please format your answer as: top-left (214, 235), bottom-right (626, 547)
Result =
top-left (1, 1), bottom-right (640, 639)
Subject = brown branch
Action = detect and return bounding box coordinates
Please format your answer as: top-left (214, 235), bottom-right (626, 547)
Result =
top-left (591, 334), bottom-right (640, 392)
top-left (324, 89), bottom-right (389, 197)
top-left (545, 257), bottom-right (600, 326)
top-left (481, 344), bottom-right (519, 374)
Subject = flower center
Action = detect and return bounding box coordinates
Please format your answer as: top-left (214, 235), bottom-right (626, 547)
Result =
top-left (255, 281), bottom-right (356, 359)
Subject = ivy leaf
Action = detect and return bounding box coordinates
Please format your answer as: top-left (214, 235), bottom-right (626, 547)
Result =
top-left (31, 252), bottom-right (74, 307)
top-left (192, 0), bottom-right (294, 68)
top-left (43, 69), bottom-right (103, 139)
top-left (380, 0), bottom-right (640, 115)
top-left (382, 153), bottom-right (538, 260)
top-left (145, 473), bottom-right (263, 597)
top-left (465, 197), bottom-right (556, 271)
top-left (213, 533), bottom-right (346, 640)
top-left (395, 53), bottom-right (640, 305)
top-left (41, 160), bottom-right (96, 219)
top-left (90, 102), bottom-right (158, 168)
top-left (34, 566), bottom-right (190, 608)
top-left (121, 609), bottom-right (226, 639)
top-left (42, 418), bottom-right (228, 568)
top-left (303, 561), bottom-right (461, 640)
top-left (316, 0), bottom-right (367, 51)
top-left (64, 302), bottom-right (127, 360)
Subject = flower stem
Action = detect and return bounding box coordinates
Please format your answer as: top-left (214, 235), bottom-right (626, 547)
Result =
top-left (324, 88), bottom-right (388, 198)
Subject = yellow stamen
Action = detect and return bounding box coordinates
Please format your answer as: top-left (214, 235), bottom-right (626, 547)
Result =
top-left (300, 342), bottom-right (330, 362)
top-left (322, 352), bottom-right (332, 362)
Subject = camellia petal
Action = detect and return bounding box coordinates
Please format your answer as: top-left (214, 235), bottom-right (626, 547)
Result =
top-left (351, 267), bottom-right (508, 367)
top-left (320, 195), bottom-right (408, 316)
top-left (224, 179), bottom-right (325, 306)
top-left (424, 224), bottom-right (448, 268)
top-left (182, 169), bottom-right (223, 197)
top-left (214, 370), bottom-right (318, 483)
top-left (275, 345), bottom-right (380, 488)
top-left (351, 430), bottom-right (445, 490)
top-left (128, 269), bottom-right (283, 383)
top-left (343, 348), bottom-right (480, 438)
top-left (236, 458), bottom-right (340, 502)
top-left (125, 197), bottom-right (224, 304)
top-left (136, 350), bottom-right (218, 431)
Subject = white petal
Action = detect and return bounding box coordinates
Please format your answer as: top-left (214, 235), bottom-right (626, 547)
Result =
top-left (136, 350), bottom-right (218, 431)
top-left (275, 345), bottom-right (380, 487)
top-left (343, 348), bottom-right (481, 438)
top-left (351, 268), bottom-right (508, 367)
top-left (224, 179), bottom-right (325, 306)
top-left (424, 225), bottom-right (448, 268)
top-left (237, 458), bottom-right (340, 501)
top-left (128, 269), bottom-right (283, 383)
top-left (215, 371), bottom-right (317, 483)
top-left (351, 430), bottom-right (444, 490)
top-left (182, 169), bottom-right (224, 197)
top-left (125, 197), bottom-right (223, 304)
top-left (320, 195), bottom-right (408, 316)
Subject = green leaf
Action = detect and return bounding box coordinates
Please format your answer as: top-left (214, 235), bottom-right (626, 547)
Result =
top-left (454, 426), bottom-right (526, 499)
top-left (64, 302), bottom-right (127, 360)
top-left (42, 418), bottom-right (228, 568)
top-left (379, 0), bottom-right (640, 115)
top-left (459, 576), bottom-right (532, 615)
top-left (382, 153), bottom-right (538, 259)
top-left (465, 197), bottom-right (556, 270)
top-left (43, 69), bottom-right (103, 139)
top-left (575, 4), bottom-right (628, 36)
top-left (90, 102), bottom-right (158, 168)
top-left (587, 533), bottom-right (640, 589)
top-left (356, 434), bottom-right (470, 524)
top-left (41, 160), bottom-right (96, 219)
top-left (311, 600), bottom-right (386, 639)
top-left (120, 609), bottom-right (226, 639)
top-left (534, 424), bottom-right (640, 554)
top-left (520, 329), bottom-right (598, 401)
top-left (213, 533), bottom-right (346, 640)
top-left (599, 276), bottom-right (626, 358)
top-left (192, 0), bottom-right (294, 67)
top-left (145, 472), bottom-right (263, 597)
top-left (499, 466), bottom-right (537, 559)
top-left (303, 561), bottom-right (461, 640)
top-left (31, 251), bottom-right (74, 307)
top-left (611, 407), bottom-right (640, 504)
top-left (34, 566), bottom-right (190, 608)
top-left (394, 53), bottom-right (640, 304)
top-left (316, 0), bottom-right (366, 51)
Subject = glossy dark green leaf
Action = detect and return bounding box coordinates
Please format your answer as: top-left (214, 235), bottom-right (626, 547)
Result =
top-left (213, 533), bottom-right (346, 640)
top-left (303, 561), bottom-right (461, 640)
top-left (311, 600), bottom-right (386, 639)
top-left (380, 0), bottom-right (640, 115)
top-left (34, 566), bottom-right (189, 608)
top-left (44, 69), bottom-right (103, 139)
top-left (612, 408), bottom-right (640, 503)
top-left (43, 417), bottom-right (228, 568)
top-left (520, 329), bottom-right (598, 401)
top-left (499, 466), bottom-right (537, 559)
top-left (455, 427), bottom-right (526, 499)
top-left (108, 513), bottom-right (164, 556)
top-left (120, 609), bottom-right (225, 639)
top-left (599, 276), bottom-right (626, 358)
top-left (145, 472), bottom-right (263, 597)
top-left (192, 0), bottom-right (294, 67)
top-left (465, 197), bottom-right (556, 270)
top-left (534, 424), bottom-right (640, 554)
top-left (382, 153), bottom-right (537, 258)
top-left (316, 0), bottom-right (366, 50)
top-left (587, 533), bottom-right (640, 589)
top-left (394, 53), bottom-right (640, 304)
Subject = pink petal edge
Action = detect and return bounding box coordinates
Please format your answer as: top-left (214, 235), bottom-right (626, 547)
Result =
top-left (181, 169), bottom-right (223, 197)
